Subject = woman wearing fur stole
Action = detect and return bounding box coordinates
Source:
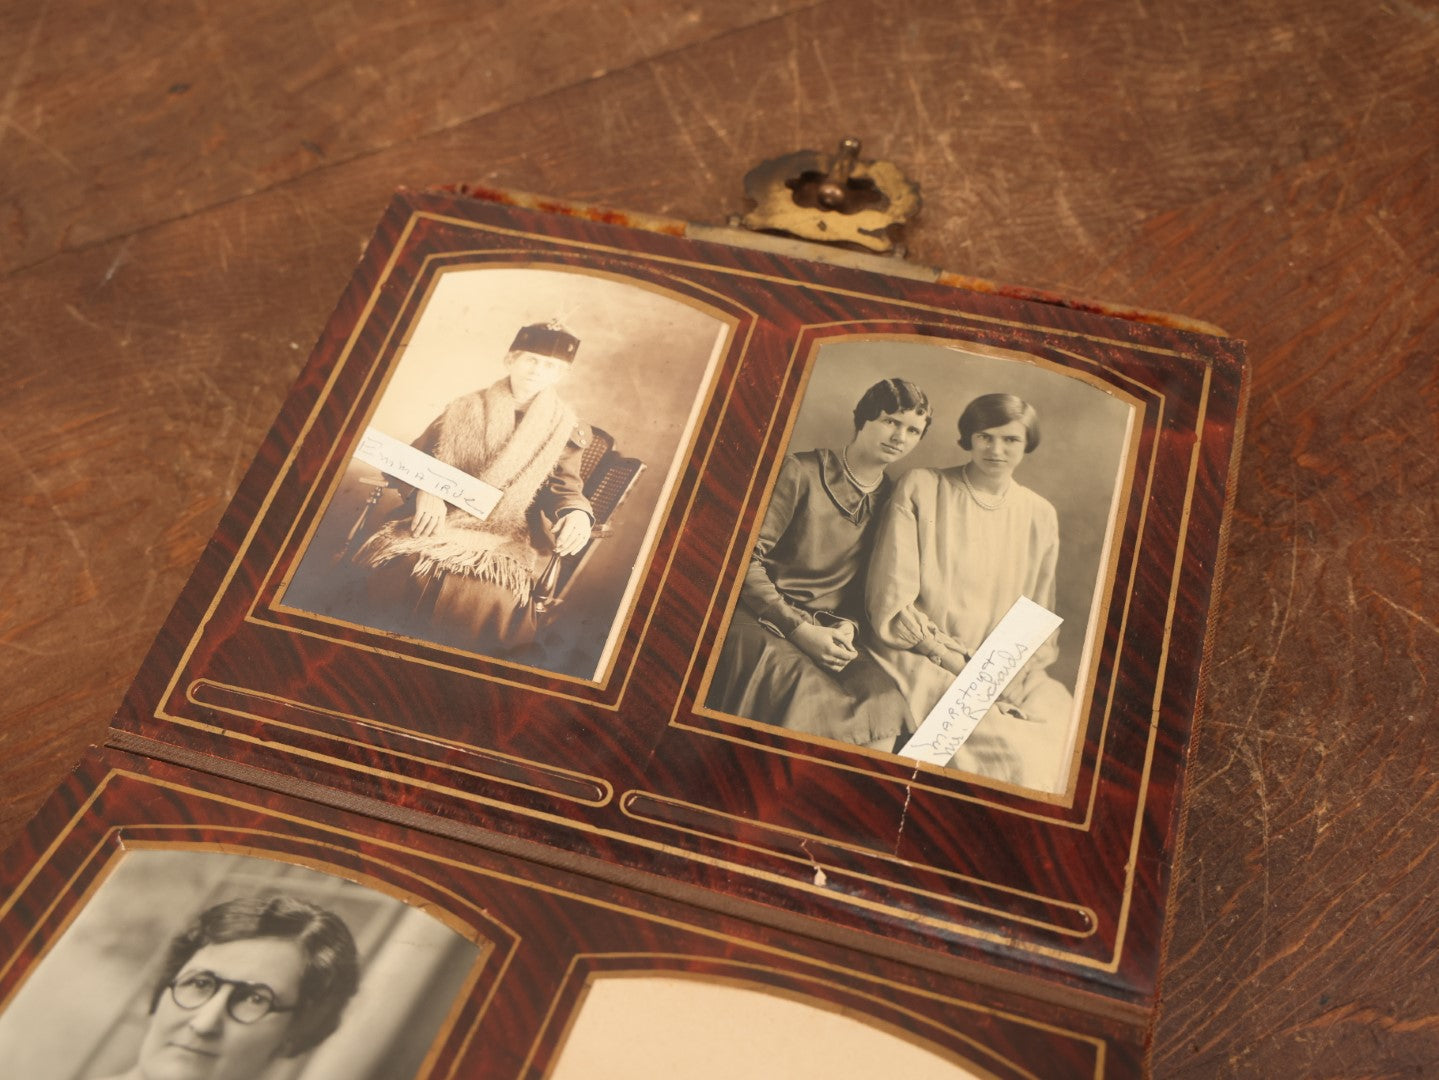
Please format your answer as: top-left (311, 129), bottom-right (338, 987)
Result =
top-left (356, 322), bottom-right (594, 654)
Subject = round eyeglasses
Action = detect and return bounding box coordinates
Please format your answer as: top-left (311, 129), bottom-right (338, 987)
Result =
top-left (169, 970), bottom-right (297, 1024)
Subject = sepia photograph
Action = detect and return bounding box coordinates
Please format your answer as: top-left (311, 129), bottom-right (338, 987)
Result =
top-left (279, 265), bottom-right (731, 682)
top-left (549, 974), bottom-right (989, 1079)
top-left (0, 849), bottom-right (483, 1080)
top-left (702, 337), bottom-right (1135, 796)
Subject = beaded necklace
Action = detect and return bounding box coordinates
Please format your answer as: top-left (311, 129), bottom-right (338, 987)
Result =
top-left (960, 463), bottom-right (1011, 510)
top-left (840, 447), bottom-right (883, 493)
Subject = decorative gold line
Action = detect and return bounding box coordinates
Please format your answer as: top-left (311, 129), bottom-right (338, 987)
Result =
top-left (414, 210), bottom-right (1190, 359)
top-left (668, 319), bottom-right (811, 720)
top-left (1078, 396), bottom-right (1165, 828)
top-left (0, 821), bottom-right (122, 1002)
top-left (150, 713), bottom-right (619, 832)
top-left (259, 254), bottom-right (743, 691)
top-left (188, 680), bottom-right (613, 806)
top-left (619, 789), bottom-right (1092, 912)
top-left (681, 327), bottom-right (1160, 823)
top-left (619, 792), bottom-right (1097, 937)
top-left (129, 200), bottom-right (1228, 979)
top-left (528, 953), bottom-right (1106, 1080)
top-left (1109, 362), bottom-right (1215, 967)
top-left (0, 775), bottom-right (111, 927)
top-left (155, 210), bottom-right (421, 723)
top-left (236, 616), bottom-right (615, 704)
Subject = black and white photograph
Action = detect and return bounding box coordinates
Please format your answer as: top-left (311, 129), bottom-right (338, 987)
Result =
top-left (702, 337), bottom-right (1135, 796)
top-left (279, 266), bottom-right (731, 682)
top-left (0, 850), bottom-right (483, 1080)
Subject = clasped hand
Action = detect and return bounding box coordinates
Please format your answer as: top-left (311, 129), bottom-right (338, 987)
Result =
top-left (927, 630), bottom-right (973, 675)
top-left (791, 619), bottom-right (859, 673)
top-left (922, 636), bottom-right (1030, 720)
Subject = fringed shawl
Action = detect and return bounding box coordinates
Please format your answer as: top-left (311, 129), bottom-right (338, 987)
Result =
top-left (355, 381), bottom-right (576, 604)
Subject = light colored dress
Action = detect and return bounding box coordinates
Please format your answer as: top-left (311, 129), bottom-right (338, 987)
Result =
top-left (867, 466), bottom-right (1074, 792)
top-left (706, 449), bottom-right (909, 745)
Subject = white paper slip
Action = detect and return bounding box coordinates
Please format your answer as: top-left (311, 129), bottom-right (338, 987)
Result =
top-left (352, 427), bottom-right (503, 521)
top-left (896, 596), bottom-right (1063, 767)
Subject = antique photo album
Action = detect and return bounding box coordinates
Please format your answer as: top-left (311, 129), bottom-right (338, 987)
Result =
top-left (0, 188), bottom-right (1247, 1078)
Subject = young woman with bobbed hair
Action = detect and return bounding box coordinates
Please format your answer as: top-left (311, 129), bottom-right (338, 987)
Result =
top-left (707, 378), bottom-right (931, 747)
top-left (867, 392), bottom-right (1074, 792)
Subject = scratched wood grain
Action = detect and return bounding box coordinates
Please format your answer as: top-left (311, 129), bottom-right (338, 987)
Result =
top-left (1, 0), bottom-right (1436, 1075)
top-left (0, 0), bottom-right (815, 274)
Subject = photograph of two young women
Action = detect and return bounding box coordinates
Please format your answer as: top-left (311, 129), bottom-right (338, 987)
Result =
top-left (701, 337), bottom-right (1136, 798)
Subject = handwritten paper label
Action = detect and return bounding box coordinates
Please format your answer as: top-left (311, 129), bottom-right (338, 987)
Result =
top-left (352, 427), bottom-right (502, 521)
top-left (896, 596), bottom-right (1063, 767)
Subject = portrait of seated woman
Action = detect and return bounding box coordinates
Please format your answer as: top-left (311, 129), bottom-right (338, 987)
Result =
top-left (706, 378), bottom-right (931, 747)
top-left (96, 894), bottom-right (360, 1080)
top-left (868, 392), bottom-right (1074, 793)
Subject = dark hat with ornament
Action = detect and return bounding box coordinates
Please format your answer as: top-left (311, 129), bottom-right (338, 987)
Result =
top-left (510, 321), bottom-right (580, 362)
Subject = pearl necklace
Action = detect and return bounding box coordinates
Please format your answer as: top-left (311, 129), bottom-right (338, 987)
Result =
top-left (840, 448), bottom-right (883, 493)
top-left (961, 464), bottom-right (1011, 510)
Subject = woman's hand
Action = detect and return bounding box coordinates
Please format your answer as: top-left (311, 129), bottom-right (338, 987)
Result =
top-left (551, 511), bottom-right (593, 556)
top-left (410, 491), bottom-right (447, 536)
top-left (922, 632), bottom-right (972, 675)
top-left (933, 646), bottom-right (970, 676)
top-left (790, 621), bottom-right (860, 673)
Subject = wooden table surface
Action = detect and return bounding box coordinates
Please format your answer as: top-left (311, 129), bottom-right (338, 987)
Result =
top-left (2, 2), bottom-right (1435, 1075)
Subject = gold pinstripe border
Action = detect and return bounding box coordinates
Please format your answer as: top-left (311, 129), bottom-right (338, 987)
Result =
top-left (133, 200), bottom-right (1226, 977)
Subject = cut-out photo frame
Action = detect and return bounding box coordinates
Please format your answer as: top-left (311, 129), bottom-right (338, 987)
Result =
top-left (549, 973), bottom-right (993, 1079)
top-left (699, 336), bottom-right (1136, 797)
top-left (0, 849), bottom-right (482, 1080)
top-left (279, 265), bottom-right (731, 683)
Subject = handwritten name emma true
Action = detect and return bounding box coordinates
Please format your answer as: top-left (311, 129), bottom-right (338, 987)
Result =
top-left (354, 429), bottom-right (502, 520)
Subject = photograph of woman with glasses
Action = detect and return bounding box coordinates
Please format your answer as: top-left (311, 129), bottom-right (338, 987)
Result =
top-left (0, 850), bottom-right (481, 1080)
top-left (95, 895), bottom-right (359, 1080)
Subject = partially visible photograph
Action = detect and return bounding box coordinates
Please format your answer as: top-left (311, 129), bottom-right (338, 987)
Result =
top-left (703, 338), bottom-right (1135, 796)
top-left (280, 266), bottom-right (731, 682)
top-left (0, 850), bottom-right (483, 1080)
top-left (549, 974), bottom-right (988, 1079)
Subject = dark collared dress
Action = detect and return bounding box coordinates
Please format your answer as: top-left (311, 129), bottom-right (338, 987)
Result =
top-left (705, 448), bottom-right (909, 746)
